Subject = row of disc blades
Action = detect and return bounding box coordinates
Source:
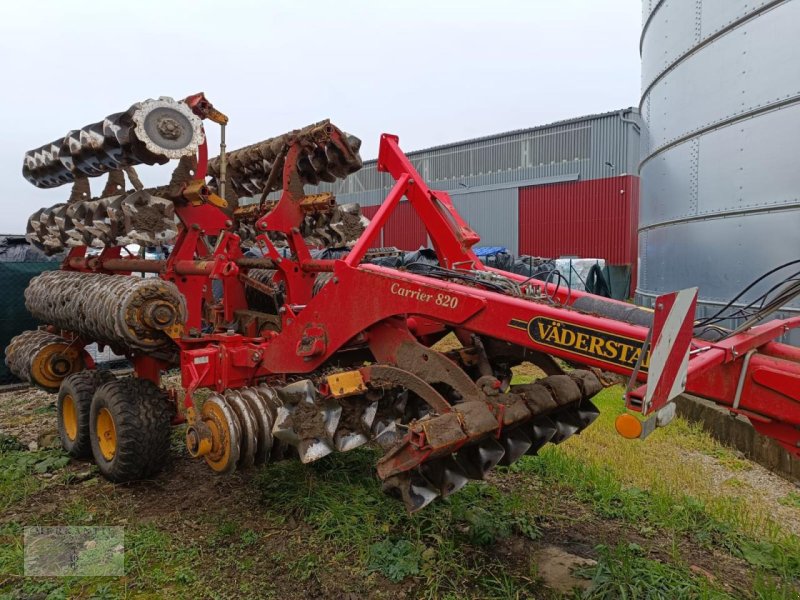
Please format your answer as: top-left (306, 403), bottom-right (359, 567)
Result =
top-left (207, 121), bottom-right (363, 198)
top-left (26, 191), bottom-right (177, 254)
top-left (380, 371), bottom-right (603, 512)
top-left (23, 97), bottom-right (204, 189)
top-left (236, 202), bottom-right (369, 249)
top-left (201, 370), bottom-right (602, 513)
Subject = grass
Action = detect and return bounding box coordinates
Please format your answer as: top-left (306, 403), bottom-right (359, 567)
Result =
top-left (254, 451), bottom-right (546, 598)
top-left (779, 492), bottom-right (800, 509)
top-left (2, 381), bottom-right (800, 598)
top-left (0, 442), bottom-right (69, 513)
top-left (576, 543), bottom-right (727, 600)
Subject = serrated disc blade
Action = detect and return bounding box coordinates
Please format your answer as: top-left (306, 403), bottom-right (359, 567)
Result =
top-left (550, 411), bottom-right (583, 444)
top-left (526, 416), bottom-right (558, 455)
top-left (382, 471), bottom-right (439, 513)
top-left (455, 437), bottom-right (506, 480)
top-left (419, 456), bottom-right (469, 498)
top-left (498, 426), bottom-right (533, 466)
top-left (298, 438), bottom-right (335, 464)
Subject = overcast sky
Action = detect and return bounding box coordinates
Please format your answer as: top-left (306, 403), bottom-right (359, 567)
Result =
top-left (0, 0), bottom-right (641, 233)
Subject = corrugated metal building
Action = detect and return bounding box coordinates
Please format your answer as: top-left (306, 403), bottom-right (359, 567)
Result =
top-left (308, 109), bottom-right (642, 288)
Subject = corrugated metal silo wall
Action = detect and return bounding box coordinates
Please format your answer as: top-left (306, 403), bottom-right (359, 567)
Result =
top-left (308, 110), bottom-right (640, 273)
top-left (639, 0), bottom-right (800, 345)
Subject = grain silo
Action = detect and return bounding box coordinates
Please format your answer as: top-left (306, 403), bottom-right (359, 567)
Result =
top-left (638, 0), bottom-right (800, 344)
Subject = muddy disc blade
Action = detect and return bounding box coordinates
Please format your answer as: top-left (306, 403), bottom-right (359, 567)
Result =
top-left (526, 416), bottom-right (558, 455)
top-left (455, 437), bottom-right (506, 480)
top-left (382, 471), bottom-right (439, 513)
top-left (498, 426), bottom-right (533, 466)
top-left (333, 398), bottom-right (378, 452)
top-left (334, 430), bottom-right (370, 452)
top-left (239, 388), bottom-right (274, 465)
top-left (333, 428), bottom-right (369, 452)
top-left (225, 393), bottom-right (258, 469)
top-left (574, 400), bottom-right (601, 429)
top-left (273, 405), bottom-right (300, 446)
top-left (550, 411), bottom-right (583, 444)
top-left (371, 419), bottom-right (400, 449)
top-left (419, 456), bottom-right (469, 498)
top-left (321, 399), bottom-right (343, 440)
top-left (297, 437), bottom-right (335, 463)
top-left (361, 400), bottom-right (379, 430)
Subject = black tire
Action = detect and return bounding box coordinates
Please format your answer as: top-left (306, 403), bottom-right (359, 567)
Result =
top-left (57, 370), bottom-right (116, 459)
top-left (89, 378), bottom-right (172, 482)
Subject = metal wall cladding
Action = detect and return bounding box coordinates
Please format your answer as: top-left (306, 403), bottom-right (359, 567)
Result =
top-left (638, 0), bottom-right (800, 344)
top-left (518, 176), bottom-right (639, 266)
top-left (449, 188), bottom-right (518, 251)
top-left (313, 110), bottom-right (641, 208)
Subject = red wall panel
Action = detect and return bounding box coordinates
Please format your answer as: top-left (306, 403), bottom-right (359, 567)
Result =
top-left (518, 175), bottom-right (639, 266)
top-left (383, 201), bottom-right (428, 250)
top-left (359, 205), bottom-right (383, 248)
top-left (361, 205), bottom-right (381, 219)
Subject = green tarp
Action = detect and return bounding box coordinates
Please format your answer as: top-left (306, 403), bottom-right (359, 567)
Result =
top-left (0, 262), bottom-right (60, 384)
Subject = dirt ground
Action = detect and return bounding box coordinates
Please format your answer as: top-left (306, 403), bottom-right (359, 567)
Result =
top-left (1, 381), bottom-right (798, 599)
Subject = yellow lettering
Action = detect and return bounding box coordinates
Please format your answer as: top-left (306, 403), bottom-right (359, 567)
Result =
top-left (588, 336), bottom-right (604, 356)
top-left (629, 347), bottom-right (641, 365)
top-left (575, 332), bottom-right (589, 352)
top-left (620, 344), bottom-right (631, 363)
top-left (537, 322), bottom-right (551, 339)
top-left (545, 327), bottom-right (561, 344)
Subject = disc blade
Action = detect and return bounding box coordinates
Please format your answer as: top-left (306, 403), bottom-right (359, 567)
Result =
top-left (382, 471), bottom-right (439, 513)
top-left (361, 400), bottom-right (379, 429)
top-left (372, 419), bottom-right (400, 449)
top-left (298, 438), bottom-right (335, 464)
top-left (321, 400), bottom-right (343, 439)
top-left (334, 430), bottom-right (369, 452)
top-left (550, 411), bottom-right (583, 444)
top-left (498, 426), bottom-right (533, 466)
top-left (419, 455), bottom-right (469, 498)
top-left (574, 399), bottom-right (601, 429)
top-left (272, 405), bottom-right (300, 446)
top-left (225, 393), bottom-right (258, 469)
top-left (526, 416), bottom-right (557, 455)
top-left (455, 437), bottom-right (506, 480)
top-left (239, 388), bottom-right (274, 465)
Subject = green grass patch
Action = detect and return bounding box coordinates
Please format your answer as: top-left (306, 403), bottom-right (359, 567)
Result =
top-left (578, 542), bottom-right (730, 600)
top-left (778, 492), bottom-right (800, 510)
top-left (0, 443), bottom-right (69, 512)
top-left (255, 450), bottom-right (544, 598)
top-left (513, 441), bottom-right (800, 583)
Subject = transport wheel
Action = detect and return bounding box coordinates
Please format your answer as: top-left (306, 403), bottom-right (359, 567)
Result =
top-left (89, 378), bottom-right (173, 482)
top-left (57, 370), bottom-right (116, 458)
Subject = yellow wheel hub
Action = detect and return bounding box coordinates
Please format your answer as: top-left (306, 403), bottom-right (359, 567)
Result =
top-left (199, 395), bottom-right (240, 474)
top-left (62, 394), bottom-right (78, 441)
top-left (96, 407), bottom-right (117, 461)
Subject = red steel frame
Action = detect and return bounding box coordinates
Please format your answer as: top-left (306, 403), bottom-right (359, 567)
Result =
top-left (62, 132), bottom-right (800, 456)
